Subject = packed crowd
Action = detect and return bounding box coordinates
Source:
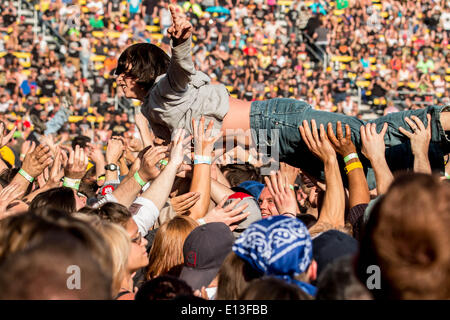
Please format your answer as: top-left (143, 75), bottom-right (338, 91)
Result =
top-left (0, 0), bottom-right (449, 301)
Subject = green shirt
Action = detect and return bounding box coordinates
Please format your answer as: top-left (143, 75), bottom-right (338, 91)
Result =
top-left (89, 17), bottom-right (104, 29)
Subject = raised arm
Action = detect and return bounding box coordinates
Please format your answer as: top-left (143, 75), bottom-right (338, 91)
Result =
top-left (360, 123), bottom-right (394, 195)
top-left (327, 121), bottom-right (370, 208)
top-left (163, 5), bottom-right (195, 93)
top-left (299, 120), bottom-right (346, 236)
top-left (138, 130), bottom-right (185, 210)
top-left (398, 115), bottom-right (432, 174)
top-left (188, 117), bottom-right (222, 220)
top-left (111, 145), bottom-right (168, 207)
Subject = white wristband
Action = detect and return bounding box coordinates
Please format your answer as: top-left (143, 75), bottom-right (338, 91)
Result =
top-left (197, 218), bottom-right (206, 225)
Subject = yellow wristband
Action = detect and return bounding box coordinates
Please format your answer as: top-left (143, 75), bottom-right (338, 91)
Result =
top-left (344, 161), bottom-right (363, 175)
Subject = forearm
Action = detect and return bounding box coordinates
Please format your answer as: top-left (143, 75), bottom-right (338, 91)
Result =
top-left (168, 36), bottom-right (195, 91)
top-left (369, 156), bottom-right (394, 195)
top-left (213, 165), bottom-right (231, 188)
top-left (188, 164), bottom-right (211, 220)
top-left (10, 174), bottom-right (32, 199)
top-left (94, 159), bottom-right (106, 180)
top-left (413, 153), bottom-right (432, 174)
top-left (210, 178), bottom-right (234, 204)
top-left (345, 158), bottom-right (370, 207)
top-left (111, 173), bottom-right (142, 207)
top-left (318, 158), bottom-right (346, 227)
top-left (23, 183), bottom-right (52, 203)
top-left (140, 162), bottom-right (178, 210)
top-left (118, 157), bottom-right (129, 176)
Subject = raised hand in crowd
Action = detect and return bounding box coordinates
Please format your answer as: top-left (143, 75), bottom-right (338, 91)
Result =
top-left (21, 144), bottom-right (54, 180)
top-left (202, 196), bottom-right (250, 231)
top-left (170, 191), bottom-right (200, 215)
top-left (328, 121), bottom-right (370, 209)
top-left (106, 137), bottom-right (125, 167)
top-left (19, 140), bottom-right (35, 162)
top-left (0, 122), bottom-right (16, 149)
top-left (299, 119), bottom-right (337, 164)
top-left (399, 114), bottom-right (432, 174)
top-left (360, 122), bottom-right (393, 195)
top-left (264, 171), bottom-right (299, 217)
top-left (189, 117), bottom-right (222, 220)
top-left (64, 145), bottom-right (89, 180)
top-left (299, 119), bottom-right (346, 238)
top-left (167, 4), bottom-right (193, 45)
top-left (0, 183), bottom-right (24, 216)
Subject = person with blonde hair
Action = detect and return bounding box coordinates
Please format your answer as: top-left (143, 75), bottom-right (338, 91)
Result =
top-left (73, 213), bottom-right (130, 298)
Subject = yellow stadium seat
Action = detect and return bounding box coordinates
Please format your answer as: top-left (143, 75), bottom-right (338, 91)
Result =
top-left (92, 31), bottom-right (105, 38)
top-left (146, 25), bottom-right (160, 32)
top-left (331, 56), bottom-right (353, 63)
top-left (430, 75), bottom-right (439, 81)
top-left (225, 86), bottom-right (234, 92)
top-left (446, 68), bottom-right (450, 74)
top-left (289, 87), bottom-right (294, 93)
top-left (334, 10), bottom-right (344, 15)
top-left (69, 116), bottom-right (83, 123)
top-left (381, 12), bottom-right (389, 18)
top-left (408, 82), bottom-right (417, 88)
top-left (370, 65), bottom-right (377, 71)
top-left (95, 63), bottom-right (105, 70)
top-left (369, 57), bottom-right (376, 63)
top-left (0, 52), bottom-right (7, 58)
top-left (363, 73), bottom-right (372, 79)
top-left (91, 55), bottom-right (106, 62)
top-left (445, 76), bottom-right (450, 82)
top-left (277, 0), bottom-right (293, 6)
top-left (107, 32), bottom-right (122, 38)
top-left (151, 33), bottom-right (164, 40)
top-left (13, 52), bottom-right (31, 59)
top-left (374, 98), bottom-right (380, 105)
top-left (366, 90), bottom-right (372, 96)
top-left (356, 81), bottom-right (371, 88)
top-left (39, 97), bottom-right (51, 104)
top-left (230, 94), bottom-right (238, 99)
top-left (21, 69), bottom-right (31, 76)
top-left (153, 17), bottom-right (160, 24)
top-left (82, 6), bottom-right (89, 13)
top-left (265, 87), bottom-right (270, 93)
top-left (306, 70), bottom-right (313, 77)
top-left (238, 61), bottom-right (244, 67)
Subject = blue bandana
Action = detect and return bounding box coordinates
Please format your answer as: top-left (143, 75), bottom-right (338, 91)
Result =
top-left (233, 216), bottom-right (316, 296)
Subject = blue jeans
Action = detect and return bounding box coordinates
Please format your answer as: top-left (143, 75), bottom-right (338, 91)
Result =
top-left (44, 107), bottom-right (72, 135)
top-left (249, 98), bottom-right (450, 189)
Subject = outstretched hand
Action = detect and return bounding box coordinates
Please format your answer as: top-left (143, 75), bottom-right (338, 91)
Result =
top-left (167, 5), bottom-right (193, 44)
top-left (299, 119), bottom-right (336, 163)
top-left (0, 122), bottom-right (16, 148)
top-left (327, 121), bottom-right (357, 157)
top-left (264, 171), bottom-right (299, 216)
top-left (203, 196), bottom-right (250, 231)
top-left (399, 114), bottom-right (431, 157)
top-left (360, 122), bottom-right (388, 163)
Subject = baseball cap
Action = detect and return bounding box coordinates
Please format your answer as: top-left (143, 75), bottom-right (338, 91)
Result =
top-left (238, 180), bottom-right (265, 200)
top-left (312, 230), bottom-right (358, 277)
top-left (179, 222), bottom-right (234, 291)
top-left (224, 192), bottom-right (262, 238)
top-left (233, 216), bottom-right (316, 296)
